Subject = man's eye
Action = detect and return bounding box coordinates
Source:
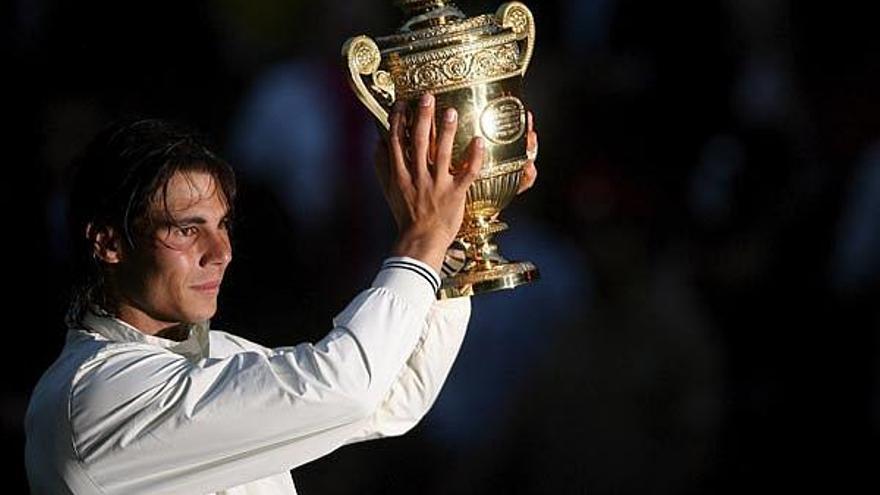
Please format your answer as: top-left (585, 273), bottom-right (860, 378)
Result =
top-left (177, 226), bottom-right (198, 237)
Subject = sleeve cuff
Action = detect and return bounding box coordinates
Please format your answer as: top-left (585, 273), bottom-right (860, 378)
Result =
top-left (372, 256), bottom-right (441, 300)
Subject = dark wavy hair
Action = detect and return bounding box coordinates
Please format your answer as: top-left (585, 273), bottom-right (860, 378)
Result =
top-left (65, 118), bottom-right (236, 327)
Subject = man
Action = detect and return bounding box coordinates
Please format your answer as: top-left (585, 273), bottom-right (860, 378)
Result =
top-left (25, 94), bottom-right (538, 494)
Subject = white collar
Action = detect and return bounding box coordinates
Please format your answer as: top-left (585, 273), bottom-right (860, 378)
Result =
top-left (76, 309), bottom-right (210, 361)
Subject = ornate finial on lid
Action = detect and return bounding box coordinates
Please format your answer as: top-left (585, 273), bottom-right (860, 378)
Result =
top-left (393, 0), bottom-right (450, 15)
top-left (393, 0), bottom-right (465, 31)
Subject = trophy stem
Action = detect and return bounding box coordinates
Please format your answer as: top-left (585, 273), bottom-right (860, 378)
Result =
top-left (438, 214), bottom-right (540, 299)
top-left (461, 215), bottom-right (509, 270)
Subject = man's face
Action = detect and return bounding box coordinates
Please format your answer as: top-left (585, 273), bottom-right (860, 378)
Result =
top-left (112, 171), bottom-right (233, 334)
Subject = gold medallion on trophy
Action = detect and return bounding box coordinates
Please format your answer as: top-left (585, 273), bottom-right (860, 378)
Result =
top-left (344, 0), bottom-right (540, 299)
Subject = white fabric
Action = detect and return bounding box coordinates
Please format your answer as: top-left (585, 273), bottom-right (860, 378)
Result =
top-left (25, 257), bottom-right (471, 494)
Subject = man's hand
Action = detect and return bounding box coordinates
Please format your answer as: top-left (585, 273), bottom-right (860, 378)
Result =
top-left (372, 93), bottom-right (483, 273)
top-left (373, 94), bottom-right (539, 273)
top-left (518, 111), bottom-right (539, 195)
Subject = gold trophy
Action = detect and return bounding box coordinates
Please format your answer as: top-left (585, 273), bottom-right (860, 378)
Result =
top-left (343, 0), bottom-right (539, 299)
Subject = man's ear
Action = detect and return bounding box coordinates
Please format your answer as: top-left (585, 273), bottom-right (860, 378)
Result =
top-left (86, 223), bottom-right (123, 264)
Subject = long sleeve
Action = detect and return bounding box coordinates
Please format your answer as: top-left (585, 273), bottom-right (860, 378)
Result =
top-left (61, 258), bottom-right (442, 494)
top-left (349, 294), bottom-right (471, 441)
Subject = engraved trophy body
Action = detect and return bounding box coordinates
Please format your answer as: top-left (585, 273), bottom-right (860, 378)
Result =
top-left (343, 0), bottom-right (539, 298)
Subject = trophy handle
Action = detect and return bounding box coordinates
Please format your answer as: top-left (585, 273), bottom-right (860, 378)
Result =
top-left (342, 36), bottom-right (396, 130)
top-left (497, 2), bottom-right (536, 76)
top-left (495, 2), bottom-right (535, 76)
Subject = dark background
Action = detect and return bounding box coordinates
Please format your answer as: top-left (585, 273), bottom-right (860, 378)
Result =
top-left (5, 0), bottom-right (880, 492)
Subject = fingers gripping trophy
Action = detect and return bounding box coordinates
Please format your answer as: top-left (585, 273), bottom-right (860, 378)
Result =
top-left (344, 0), bottom-right (540, 299)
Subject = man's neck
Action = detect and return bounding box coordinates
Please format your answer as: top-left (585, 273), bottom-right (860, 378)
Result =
top-left (115, 304), bottom-right (190, 341)
top-left (152, 324), bottom-right (191, 342)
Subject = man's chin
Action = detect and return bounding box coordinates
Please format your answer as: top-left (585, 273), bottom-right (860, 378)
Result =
top-left (183, 299), bottom-right (218, 323)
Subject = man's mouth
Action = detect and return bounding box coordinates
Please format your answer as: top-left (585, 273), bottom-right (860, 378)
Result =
top-left (191, 280), bottom-right (221, 292)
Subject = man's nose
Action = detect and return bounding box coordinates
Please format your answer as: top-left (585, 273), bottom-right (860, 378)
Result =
top-left (200, 230), bottom-right (232, 267)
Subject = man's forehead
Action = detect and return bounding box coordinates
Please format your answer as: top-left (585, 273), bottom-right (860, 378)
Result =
top-left (153, 171), bottom-right (229, 216)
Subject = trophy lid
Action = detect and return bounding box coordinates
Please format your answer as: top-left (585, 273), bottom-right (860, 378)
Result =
top-left (394, 0), bottom-right (455, 16)
top-left (392, 0), bottom-right (467, 31)
top-left (378, 1), bottom-right (505, 55)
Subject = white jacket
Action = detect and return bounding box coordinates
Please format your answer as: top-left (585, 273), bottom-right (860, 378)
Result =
top-left (25, 257), bottom-right (471, 494)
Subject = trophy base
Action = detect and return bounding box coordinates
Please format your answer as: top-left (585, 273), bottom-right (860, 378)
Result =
top-left (438, 261), bottom-right (540, 299)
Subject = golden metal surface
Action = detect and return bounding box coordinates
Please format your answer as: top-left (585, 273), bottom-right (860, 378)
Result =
top-left (387, 37), bottom-right (523, 98)
top-left (343, 1), bottom-right (540, 299)
top-left (439, 261), bottom-right (539, 298)
top-left (376, 14), bottom-right (499, 47)
top-left (342, 36), bottom-right (392, 129)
